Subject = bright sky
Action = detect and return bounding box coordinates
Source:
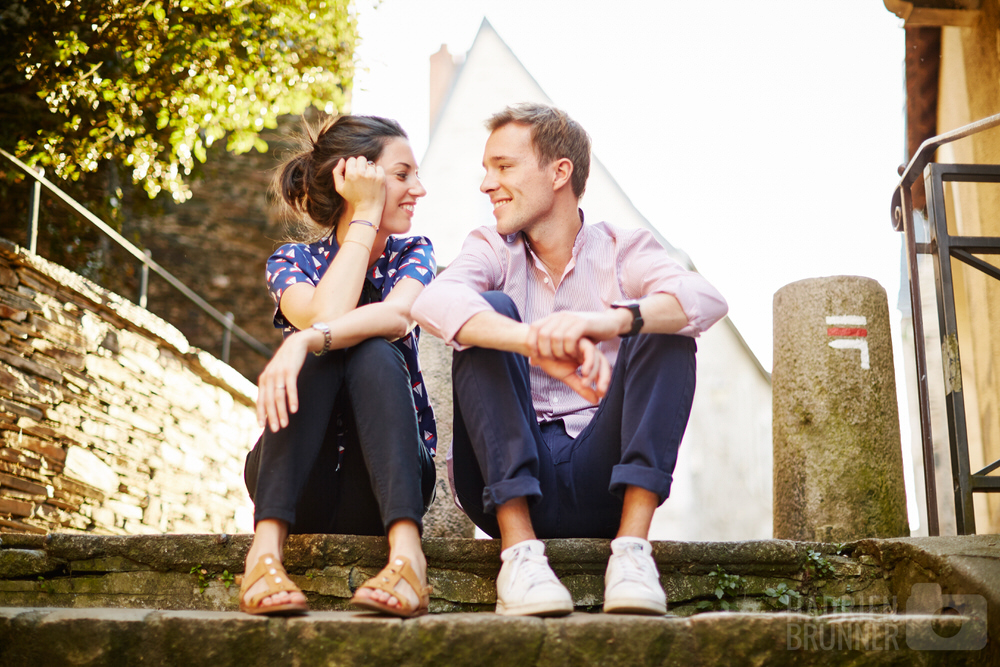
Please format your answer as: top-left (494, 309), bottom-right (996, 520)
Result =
top-left (351, 0), bottom-right (907, 375)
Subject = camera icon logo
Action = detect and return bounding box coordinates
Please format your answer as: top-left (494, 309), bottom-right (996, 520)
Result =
top-left (905, 583), bottom-right (988, 651)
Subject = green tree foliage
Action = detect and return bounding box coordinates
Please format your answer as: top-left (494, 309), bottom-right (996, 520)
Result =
top-left (0, 0), bottom-right (357, 203)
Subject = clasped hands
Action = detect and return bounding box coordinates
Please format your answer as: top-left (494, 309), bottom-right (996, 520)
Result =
top-left (526, 310), bottom-right (620, 405)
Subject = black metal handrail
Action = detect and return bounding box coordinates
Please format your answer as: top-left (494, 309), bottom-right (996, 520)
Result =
top-left (890, 113), bottom-right (1000, 536)
top-left (1, 148), bottom-right (273, 362)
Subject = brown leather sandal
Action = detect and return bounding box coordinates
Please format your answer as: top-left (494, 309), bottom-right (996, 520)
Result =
top-left (350, 555), bottom-right (431, 618)
top-left (238, 552), bottom-right (308, 616)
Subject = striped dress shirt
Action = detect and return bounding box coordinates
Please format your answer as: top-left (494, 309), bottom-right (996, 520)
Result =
top-left (412, 216), bottom-right (728, 437)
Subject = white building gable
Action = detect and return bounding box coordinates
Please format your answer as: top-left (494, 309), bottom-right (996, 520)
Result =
top-left (417, 19), bottom-right (773, 541)
top-left (412, 19), bottom-right (686, 266)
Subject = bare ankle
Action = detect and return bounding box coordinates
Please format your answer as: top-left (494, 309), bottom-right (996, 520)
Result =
top-left (247, 519), bottom-right (290, 567)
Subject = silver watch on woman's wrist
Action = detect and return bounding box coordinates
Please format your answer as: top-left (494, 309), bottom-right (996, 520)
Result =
top-left (311, 322), bottom-right (332, 356)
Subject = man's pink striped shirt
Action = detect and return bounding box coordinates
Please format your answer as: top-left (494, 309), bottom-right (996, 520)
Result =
top-left (411, 218), bottom-right (728, 437)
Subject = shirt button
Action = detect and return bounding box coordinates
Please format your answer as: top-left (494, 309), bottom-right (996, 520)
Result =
top-left (552, 396), bottom-right (559, 404)
top-left (543, 277), bottom-right (550, 284)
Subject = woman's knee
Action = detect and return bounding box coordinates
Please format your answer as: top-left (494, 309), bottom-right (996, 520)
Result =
top-left (346, 337), bottom-right (406, 376)
top-left (345, 340), bottom-right (417, 419)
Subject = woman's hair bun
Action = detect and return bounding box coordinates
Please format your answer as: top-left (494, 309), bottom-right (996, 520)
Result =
top-left (271, 114), bottom-right (408, 240)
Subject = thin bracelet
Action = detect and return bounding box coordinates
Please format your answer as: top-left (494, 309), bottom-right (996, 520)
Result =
top-left (349, 219), bottom-right (378, 230)
top-left (342, 239), bottom-right (372, 253)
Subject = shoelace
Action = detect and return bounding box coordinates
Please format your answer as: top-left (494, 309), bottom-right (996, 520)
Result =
top-left (511, 550), bottom-right (559, 590)
top-left (613, 545), bottom-right (655, 584)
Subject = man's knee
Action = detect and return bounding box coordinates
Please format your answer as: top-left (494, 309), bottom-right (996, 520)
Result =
top-left (481, 291), bottom-right (522, 322)
top-left (624, 332), bottom-right (696, 365)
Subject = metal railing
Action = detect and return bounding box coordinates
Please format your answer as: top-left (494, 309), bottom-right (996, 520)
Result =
top-left (890, 111), bottom-right (1000, 536)
top-left (1, 148), bottom-right (273, 364)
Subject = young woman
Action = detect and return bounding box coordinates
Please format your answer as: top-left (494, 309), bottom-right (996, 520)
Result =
top-left (239, 115), bottom-right (437, 618)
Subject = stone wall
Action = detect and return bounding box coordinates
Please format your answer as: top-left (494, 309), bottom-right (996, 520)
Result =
top-left (0, 238), bottom-right (258, 535)
top-left (0, 116), bottom-right (302, 384)
top-left (120, 115), bottom-right (320, 383)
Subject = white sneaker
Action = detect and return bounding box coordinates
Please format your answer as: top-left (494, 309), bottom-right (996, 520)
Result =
top-left (603, 537), bottom-right (667, 615)
top-left (495, 539), bottom-right (573, 617)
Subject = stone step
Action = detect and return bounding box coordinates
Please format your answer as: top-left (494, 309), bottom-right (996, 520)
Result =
top-left (1, 533), bottom-right (999, 622)
top-left (1, 534), bottom-right (996, 665)
top-left (0, 607), bottom-right (986, 667)
top-left (0, 533), bottom-right (895, 615)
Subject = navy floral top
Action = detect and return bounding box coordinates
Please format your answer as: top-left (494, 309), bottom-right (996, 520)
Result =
top-left (265, 233), bottom-right (438, 456)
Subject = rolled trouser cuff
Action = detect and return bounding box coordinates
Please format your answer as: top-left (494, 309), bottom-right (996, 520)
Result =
top-left (383, 506), bottom-right (425, 534)
top-left (252, 506), bottom-right (296, 528)
top-left (482, 477), bottom-right (543, 514)
top-left (609, 464), bottom-right (673, 504)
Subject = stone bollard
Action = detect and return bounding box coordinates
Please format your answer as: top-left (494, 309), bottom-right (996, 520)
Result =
top-left (773, 276), bottom-right (909, 541)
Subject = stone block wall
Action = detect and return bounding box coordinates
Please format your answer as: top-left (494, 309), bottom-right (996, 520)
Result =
top-left (0, 238), bottom-right (258, 535)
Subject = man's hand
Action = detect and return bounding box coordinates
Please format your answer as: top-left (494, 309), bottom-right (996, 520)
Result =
top-left (530, 337), bottom-right (611, 404)
top-left (527, 310), bottom-right (629, 361)
top-left (257, 330), bottom-right (319, 432)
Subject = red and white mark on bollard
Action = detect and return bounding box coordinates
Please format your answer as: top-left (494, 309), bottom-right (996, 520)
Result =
top-left (826, 315), bottom-right (869, 370)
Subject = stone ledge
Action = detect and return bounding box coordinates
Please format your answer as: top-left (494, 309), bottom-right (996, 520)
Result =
top-left (0, 533), bottom-right (924, 615)
top-left (0, 608), bottom-right (987, 667)
top-left (1, 534), bottom-right (998, 622)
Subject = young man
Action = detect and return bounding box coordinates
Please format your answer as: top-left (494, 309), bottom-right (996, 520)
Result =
top-left (411, 104), bottom-right (728, 617)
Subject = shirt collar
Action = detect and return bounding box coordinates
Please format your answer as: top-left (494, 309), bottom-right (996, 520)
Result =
top-left (571, 209), bottom-right (588, 259)
top-left (520, 209), bottom-right (588, 283)
top-left (512, 209), bottom-right (588, 251)
top-left (318, 230), bottom-right (337, 253)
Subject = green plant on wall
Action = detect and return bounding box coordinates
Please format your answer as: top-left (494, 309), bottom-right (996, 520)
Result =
top-left (191, 565), bottom-right (237, 593)
top-left (190, 565), bottom-right (210, 594)
top-left (805, 549), bottom-right (835, 579)
top-left (763, 583), bottom-right (802, 610)
top-left (696, 566), bottom-right (745, 612)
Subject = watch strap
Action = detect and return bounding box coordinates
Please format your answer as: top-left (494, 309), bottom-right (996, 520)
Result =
top-left (611, 300), bottom-right (644, 337)
top-left (311, 323), bottom-right (332, 356)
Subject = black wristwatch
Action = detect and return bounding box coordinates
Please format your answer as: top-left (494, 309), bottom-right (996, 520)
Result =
top-left (611, 299), bottom-right (644, 337)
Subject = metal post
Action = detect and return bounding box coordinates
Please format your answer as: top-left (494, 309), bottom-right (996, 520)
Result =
top-left (27, 168), bottom-right (43, 254)
top-left (925, 165), bottom-right (976, 534)
top-left (139, 249), bottom-right (151, 309)
top-left (897, 185), bottom-right (940, 536)
top-left (222, 311), bottom-right (234, 364)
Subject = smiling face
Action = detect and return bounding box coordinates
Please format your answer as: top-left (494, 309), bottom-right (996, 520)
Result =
top-left (375, 137), bottom-right (426, 234)
top-left (480, 122), bottom-right (558, 237)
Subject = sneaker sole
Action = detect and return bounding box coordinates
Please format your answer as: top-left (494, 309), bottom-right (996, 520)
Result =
top-left (496, 599), bottom-right (574, 617)
top-left (603, 598), bottom-right (667, 615)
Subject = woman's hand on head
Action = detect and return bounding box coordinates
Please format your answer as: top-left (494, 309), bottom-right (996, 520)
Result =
top-left (333, 156), bottom-right (386, 221)
top-left (256, 330), bottom-right (314, 432)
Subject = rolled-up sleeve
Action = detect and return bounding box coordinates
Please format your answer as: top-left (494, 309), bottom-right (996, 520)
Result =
top-left (617, 228), bottom-right (728, 336)
top-left (411, 228), bottom-right (504, 350)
